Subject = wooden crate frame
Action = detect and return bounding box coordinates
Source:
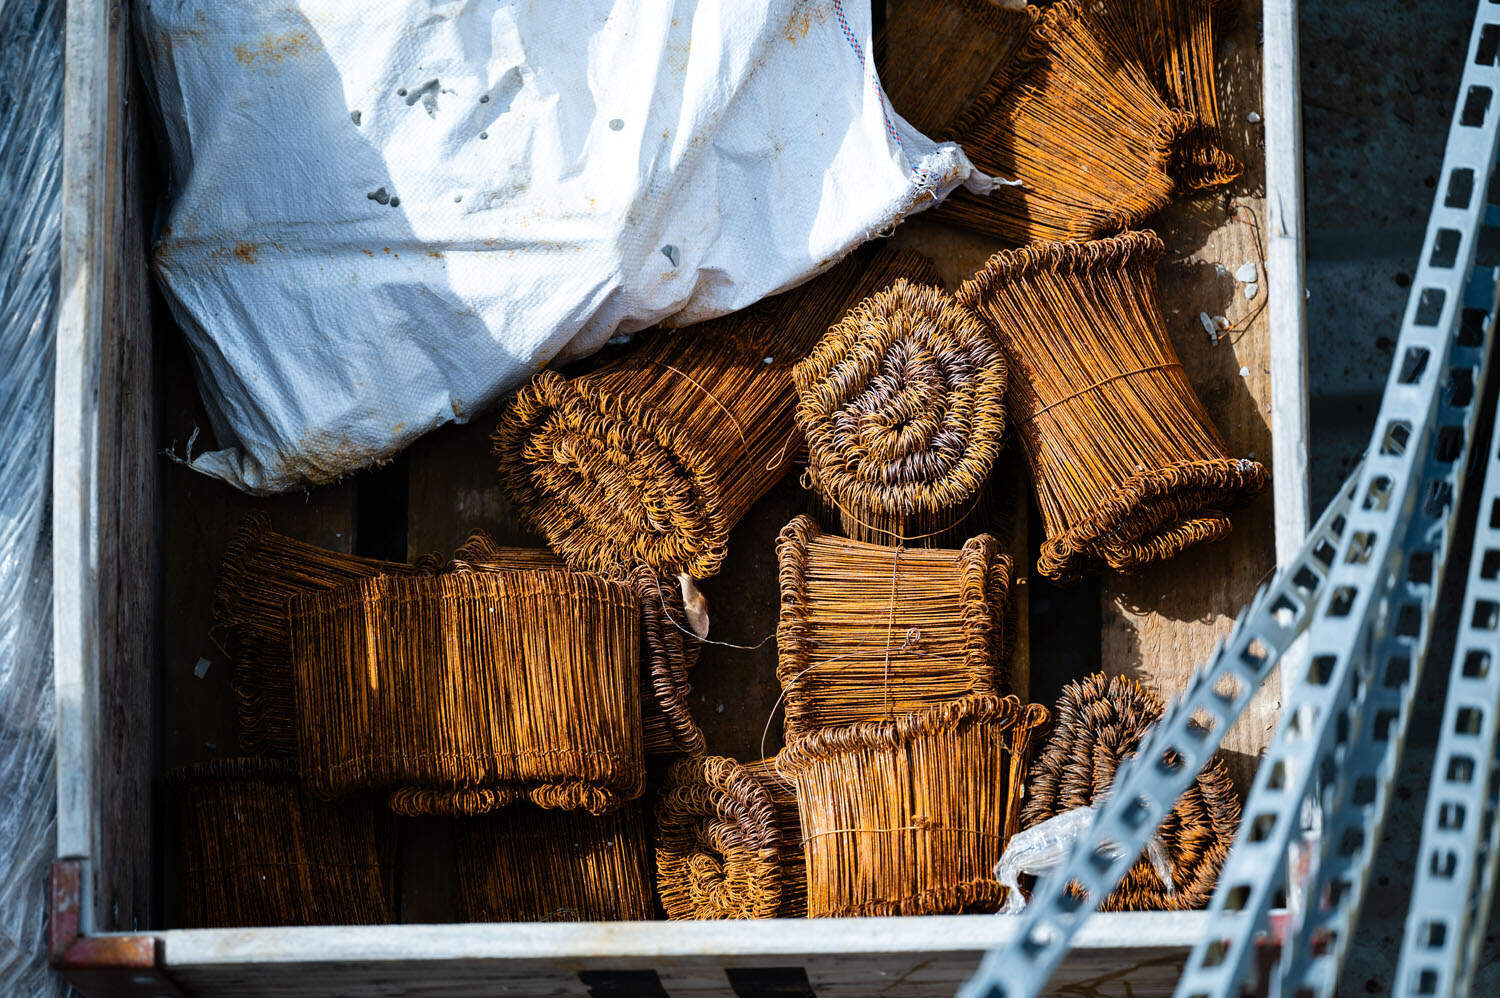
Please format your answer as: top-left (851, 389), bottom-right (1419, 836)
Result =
top-left (49, 0), bottom-right (1309, 994)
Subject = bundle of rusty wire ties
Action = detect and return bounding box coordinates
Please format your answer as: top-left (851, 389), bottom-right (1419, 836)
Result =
top-left (957, 230), bottom-right (1267, 580)
top-left (1022, 672), bottom-right (1241, 910)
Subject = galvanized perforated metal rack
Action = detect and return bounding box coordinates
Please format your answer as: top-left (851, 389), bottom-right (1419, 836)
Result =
top-left (960, 3), bottom-right (1500, 996)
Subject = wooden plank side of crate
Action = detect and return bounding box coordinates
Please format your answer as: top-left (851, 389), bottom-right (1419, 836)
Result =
top-left (55, 0), bottom-right (160, 932)
top-left (159, 328), bottom-right (362, 773)
top-left (1100, 0), bottom-right (1293, 794)
top-left (156, 913), bottom-right (1206, 997)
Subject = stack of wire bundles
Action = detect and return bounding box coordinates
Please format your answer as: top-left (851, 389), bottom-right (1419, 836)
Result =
top-left (450, 529), bottom-right (706, 758)
top-left (453, 803), bottom-right (656, 923)
top-left (654, 756), bottom-right (805, 920)
top-left (495, 244), bottom-right (943, 582)
top-left (291, 569), bottom-right (645, 817)
top-left (957, 230), bottom-right (1267, 580)
top-left (793, 278), bottom-right (1008, 549)
top-left (170, 757), bottom-right (391, 928)
top-left (1024, 673), bottom-right (1240, 910)
top-left (929, 0), bottom-right (1236, 244)
top-left (775, 695), bottom-right (1048, 917)
top-left (775, 515), bottom-right (1012, 740)
top-left (211, 512), bottom-right (447, 757)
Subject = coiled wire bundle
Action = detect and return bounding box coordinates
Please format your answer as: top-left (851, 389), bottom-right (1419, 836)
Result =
top-left (291, 570), bottom-right (645, 816)
top-left (931, 1), bottom-right (1235, 244)
top-left (454, 802), bottom-right (655, 923)
top-left (776, 516), bottom-right (1011, 740)
top-left (496, 245), bottom-right (941, 580)
top-left (1022, 673), bottom-right (1240, 910)
top-left (793, 279), bottom-right (1007, 547)
top-left (452, 529), bottom-right (705, 758)
top-left (956, 231), bottom-right (1267, 580)
top-left (212, 513), bottom-right (445, 757)
top-left (654, 755), bottom-right (805, 920)
top-left (169, 757), bottom-right (391, 928)
top-left (776, 695), bottom-right (1047, 917)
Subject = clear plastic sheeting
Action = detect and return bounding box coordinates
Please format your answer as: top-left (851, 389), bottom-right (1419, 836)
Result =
top-left (993, 807), bottom-right (1175, 915)
top-left (0, 0), bottom-right (65, 993)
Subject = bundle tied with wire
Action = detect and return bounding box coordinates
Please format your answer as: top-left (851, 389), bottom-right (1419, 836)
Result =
top-left (211, 513), bottom-right (445, 757)
top-left (292, 570), bottom-right (645, 816)
top-left (776, 515), bottom-right (1012, 740)
top-left (876, 0), bottom-right (1038, 138)
top-left (655, 755), bottom-right (805, 920)
top-left (793, 279), bottom-right (1008, 547)
top-left (931, 1), bottom-right (1236, 245)
top-left (453, 529), bottom-right (705, 757)
top-left (496, 244), bottom-right (943, 581)
top-left (956, 231), bottom-right (1267, 580)
top-left (454, 802), bottom-right (655, 923)
top-left (1091, 0), bottom-right (1239, 185)
top-left (1023, 673), bottom-right (1240, 910)
top-left (169, 756), bottom-right (391, 928)
top-left (776, 695), bottom-right (1047, 917)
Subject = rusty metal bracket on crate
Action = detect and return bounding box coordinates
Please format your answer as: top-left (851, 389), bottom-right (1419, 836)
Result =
top-left (47, 861), bottom-right (184, 998)
top-left (960, 1), bottom-right (1500, 996)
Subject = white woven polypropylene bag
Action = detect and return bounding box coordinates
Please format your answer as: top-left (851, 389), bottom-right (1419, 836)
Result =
top-left (139, 0), bottom-right (991, 493)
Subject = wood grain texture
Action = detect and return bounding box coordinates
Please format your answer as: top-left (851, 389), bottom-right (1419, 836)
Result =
top-left (155, 914), bottom-right (1206, 996)
top-left (92, 7), bottom-right (159, 933)
top-left (1100, 0), bottom-right (1281, 794)
top-left (407, 415), bottom-right (545, 556)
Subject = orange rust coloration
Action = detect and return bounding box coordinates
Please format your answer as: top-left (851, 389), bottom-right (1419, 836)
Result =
top-left (234, 32), bottom-right (321, 66)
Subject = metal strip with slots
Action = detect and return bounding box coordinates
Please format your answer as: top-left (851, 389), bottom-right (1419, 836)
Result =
top-left (958, 4), bottom-right (1500, 995)
top-left (1276, 283), bottom-right (1495, 998)
top-left (1394, 388), bottom-right (1500, 995)
top-left (957, 469), bottom-right (1358, 998)
top-left (1184, 4), bottom-right (1500, 991)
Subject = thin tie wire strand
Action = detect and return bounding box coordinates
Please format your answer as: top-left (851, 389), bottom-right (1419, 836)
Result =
top-left (955, 230), bottom-right (1267, 581)
top-left (1020, 673), bottom-right (1241, 911)
top-left (775, 515), bottom-right (1012, 741)
top-left (495, 245), bottom-right (944, 581)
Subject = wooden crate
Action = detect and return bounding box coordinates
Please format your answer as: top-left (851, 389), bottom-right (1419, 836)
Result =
top-left (49, 0), bottom-right (1309, 994)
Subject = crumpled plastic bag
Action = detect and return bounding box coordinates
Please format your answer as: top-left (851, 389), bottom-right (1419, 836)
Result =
top-left (0, 0), bottom-right (66, 991)
top-left (993, 806), bottom-right (1176, 915)
top-left (137, 0), bottom-right (993, 493)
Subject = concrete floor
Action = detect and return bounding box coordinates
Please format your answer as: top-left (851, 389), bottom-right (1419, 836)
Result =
top-left (1299, 1), bottom-right (1500, 991)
